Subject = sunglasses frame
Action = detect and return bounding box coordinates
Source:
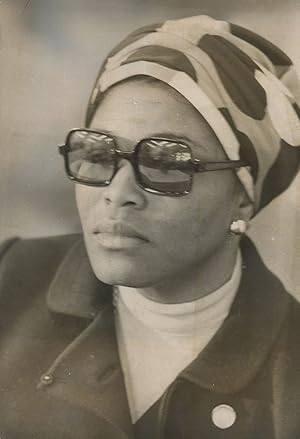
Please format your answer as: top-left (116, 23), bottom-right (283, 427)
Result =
top-left (59, 128), bottom-right (247, 196)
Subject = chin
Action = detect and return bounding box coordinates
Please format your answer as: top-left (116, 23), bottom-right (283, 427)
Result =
top-left (87, 252), bottom-right (156, 287)
top-left (92, 265), bottom-right (157, 288)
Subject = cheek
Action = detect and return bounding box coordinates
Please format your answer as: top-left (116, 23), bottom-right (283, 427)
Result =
top-left (193, 171), bottom-right (238, 214)
top-left (172, 174), bottom-right (238, 240)
top-left (75, 185), bottom-right (98, 228)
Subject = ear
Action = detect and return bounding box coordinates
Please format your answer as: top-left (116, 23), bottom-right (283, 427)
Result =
top-left (235, 187), bottom-right (254, 221)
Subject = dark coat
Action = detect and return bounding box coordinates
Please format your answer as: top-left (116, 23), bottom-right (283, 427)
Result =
top-left (0, 234), bottom-right (300, 439)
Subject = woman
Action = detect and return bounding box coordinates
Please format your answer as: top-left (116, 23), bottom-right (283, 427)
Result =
top-left (0, 15), bottom-right (299, 439)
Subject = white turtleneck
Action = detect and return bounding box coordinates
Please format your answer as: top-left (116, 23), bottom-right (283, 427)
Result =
top-left (114, 251), bottom-right (242, 423)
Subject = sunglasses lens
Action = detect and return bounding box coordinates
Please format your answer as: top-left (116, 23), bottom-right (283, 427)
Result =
top-left (138, 139), bottom-right (192, 194)
top-left (67, 131), bottom-right (116, 184)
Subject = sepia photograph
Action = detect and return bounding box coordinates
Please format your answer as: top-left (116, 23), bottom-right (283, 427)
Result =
top-left (0, 0), bottom-right (299, 437)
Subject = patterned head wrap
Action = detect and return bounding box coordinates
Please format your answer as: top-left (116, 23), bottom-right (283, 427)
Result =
top-left (86, 15), bottom-right (300, 214)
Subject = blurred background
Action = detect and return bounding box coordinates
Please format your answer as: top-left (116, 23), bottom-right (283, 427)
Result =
top-left (0, 0), bottom-right (299, 296)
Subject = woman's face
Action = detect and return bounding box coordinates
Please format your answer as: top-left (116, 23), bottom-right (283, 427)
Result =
top-left (76, 79), bottom-right (241, 290)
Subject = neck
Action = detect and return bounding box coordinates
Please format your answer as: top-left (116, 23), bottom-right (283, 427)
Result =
top-left (127, 238), bottom-right (240, 304)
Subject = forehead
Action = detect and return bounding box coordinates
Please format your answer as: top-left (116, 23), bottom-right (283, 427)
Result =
top-left (90, 78), bottom-right (226, 157)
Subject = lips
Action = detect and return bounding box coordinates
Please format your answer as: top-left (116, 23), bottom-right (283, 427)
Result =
top-left (92, 220), bottom-right (149, 249)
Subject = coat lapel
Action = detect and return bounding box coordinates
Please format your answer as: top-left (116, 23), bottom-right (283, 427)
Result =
top-left (44, 236), bottom-right (134, 438)
top-left (181, 237), bottom-right (290, 395)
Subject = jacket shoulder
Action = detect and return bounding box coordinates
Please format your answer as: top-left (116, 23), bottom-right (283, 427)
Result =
top-left (0, 233), bottom-right (81, 263)
top-left (0, 234), bottom-right (83, 309)
top-left (0, 237), bottom-right (20, 259)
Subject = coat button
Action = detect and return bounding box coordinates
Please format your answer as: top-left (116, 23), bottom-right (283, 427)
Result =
top-left (40, 373), bottom-right (54, 386)
top-left (212, 404), bottom-right (237, 429)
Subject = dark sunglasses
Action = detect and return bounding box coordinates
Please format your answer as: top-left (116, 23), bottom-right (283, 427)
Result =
top-left (59, 128), bottom-right (247, 196)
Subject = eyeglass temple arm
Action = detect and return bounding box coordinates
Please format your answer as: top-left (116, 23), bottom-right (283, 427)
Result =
top-left (58, 144), bottom-right (67, 155)
top-left (193, 159), bottom-right (247, 172)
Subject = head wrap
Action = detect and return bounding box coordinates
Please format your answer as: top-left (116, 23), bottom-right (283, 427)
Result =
top-left (86, 15), bottom-right (300, 214)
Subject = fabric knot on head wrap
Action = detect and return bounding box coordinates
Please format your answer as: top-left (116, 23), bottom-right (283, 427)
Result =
top-left (86, 15), bottom-right (300, 215)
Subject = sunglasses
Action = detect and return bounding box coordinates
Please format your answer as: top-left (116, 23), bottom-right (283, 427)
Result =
top-left (59, 129), bottom-right (247, 196)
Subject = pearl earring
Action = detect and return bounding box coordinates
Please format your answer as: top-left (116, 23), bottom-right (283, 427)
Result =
top-left (229, 219), bottom-right (248, 235)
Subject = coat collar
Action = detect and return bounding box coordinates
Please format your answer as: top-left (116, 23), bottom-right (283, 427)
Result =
top-left (46, 235), bottom-right (291, 396)
top-left (47, 236), bottom-right (112, 319)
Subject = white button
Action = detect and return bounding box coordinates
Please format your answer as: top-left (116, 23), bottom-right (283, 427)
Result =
top-left (212, 404), bottom-right (237, 429)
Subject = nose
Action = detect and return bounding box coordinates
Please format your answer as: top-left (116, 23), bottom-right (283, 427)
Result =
top-left (102, 159), bottom-right (146, 209)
